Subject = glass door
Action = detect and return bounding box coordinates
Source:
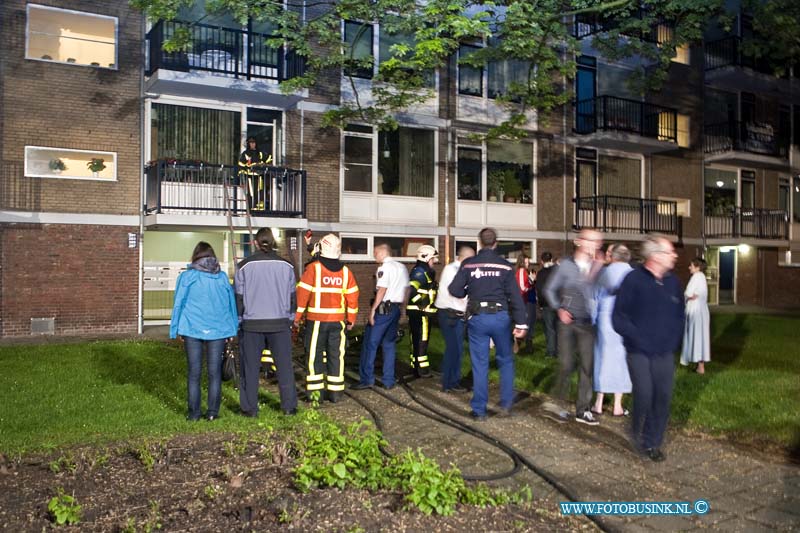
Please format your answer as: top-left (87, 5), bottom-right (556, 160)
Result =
top-left (706, 247), bottom-right (719, 306)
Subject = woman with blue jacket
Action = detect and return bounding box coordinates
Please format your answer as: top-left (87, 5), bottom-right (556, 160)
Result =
top-left (170, 242), bottom-right (238, 421)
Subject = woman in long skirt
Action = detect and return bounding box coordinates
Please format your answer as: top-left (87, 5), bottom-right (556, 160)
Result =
top-left (681, 258), bottom-right (711, 374)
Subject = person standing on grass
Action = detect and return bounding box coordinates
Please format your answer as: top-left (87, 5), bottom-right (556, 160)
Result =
top-left (591, 244), bottom-right (633, 418)
top-left (543, 228), bottom-right (604, 425)
top-left (536, 251), bottom-right (558, 358)
top-left (514, 253), bottom-right (534, 354)
top-left (612, 235), bottom-right (684, 462)
top-left (434, 245), bottom-right (475, 393)
top-left (235, 228), bottom-right (298, 417)
top-left (680, 258), bottom-right (711, 374)
top-left (170, 242), bottom-right (238, 422)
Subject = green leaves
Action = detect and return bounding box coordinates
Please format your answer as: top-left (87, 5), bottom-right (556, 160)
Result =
top-left (47, 488), bottom-right (82, 526)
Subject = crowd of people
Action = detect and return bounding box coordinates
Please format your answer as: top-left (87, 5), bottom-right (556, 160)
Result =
top-left (169, 226), bottom-right (712, 463)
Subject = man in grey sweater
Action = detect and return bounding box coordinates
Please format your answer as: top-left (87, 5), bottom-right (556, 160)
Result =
top-left (544, 228), bottom-right (603, 425)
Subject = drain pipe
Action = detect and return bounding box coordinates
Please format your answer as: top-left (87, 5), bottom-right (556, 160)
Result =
top-left (137, 15), bottom-right (147, 335)
top-left (444, 55), bottom-right (453, 263)
top-left (562, 48), bottom-right (569, 256)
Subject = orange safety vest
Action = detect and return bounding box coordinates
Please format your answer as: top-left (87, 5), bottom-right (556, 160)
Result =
top-left (295, 261), bottom-right (359, 323)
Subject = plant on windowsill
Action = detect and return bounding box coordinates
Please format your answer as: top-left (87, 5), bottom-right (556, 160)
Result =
top-left (49, 159), bottom-right (67, 174)
top-left (87, 158), bottom-right (106, 177)
top-left (488, 170), bottom-right (505, 203)
top-left (503, 170), bottom-right (522, 203)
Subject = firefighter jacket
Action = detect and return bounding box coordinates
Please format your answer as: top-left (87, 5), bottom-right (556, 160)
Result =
top-left (295, 257), bottom-right (359, 323)
top-left (407, 261), bottom-right (437, 313)
top-left (238, 149), bottom-right (267, 176)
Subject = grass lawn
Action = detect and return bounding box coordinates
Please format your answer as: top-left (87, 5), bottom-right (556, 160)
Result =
top-left (396, 313), bottom-right (800, 450)
top-left (0, 340), bottom-right (299, 454)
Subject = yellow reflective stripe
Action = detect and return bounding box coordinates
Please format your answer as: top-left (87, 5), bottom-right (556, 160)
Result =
top-left (306, 373), bottom-right (325, 381)
top-left (410, 280), bottom-right (421, 289)
top-left (327, 375), bottom-right (345, 383)
top-left (314, 263), bottom-right (322, 311)
top-left (296, 307), bottom-right (306, 313)
top-left (315, 287), bottom-right (348, 294)
top-left (419, 360), bottom-right (430, 368)
top-left (308, 321), bottom-right (320, 375)
top-left (407, 306), bottom-right (420, 311)
top-left (297, 281), bottom-right (314, 290)
top-left (306, 383), bottom-right (325, 391)
top-left (422, 316), bottom-right (429, 341)
top-left (308, 306), bottom-right (346, 313)
top-left (343, 286), bottom-right (359, 294)
top-left (411, 294), bottom-right (422, 302)
top-left (327, 383), bottom-right (345, 391)
top-left (337, 321), bottom-right (346, 383)
top-left (346, 307), bottom-right (358, 314)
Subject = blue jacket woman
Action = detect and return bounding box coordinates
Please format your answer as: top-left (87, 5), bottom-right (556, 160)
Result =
top-left (170, 242), bottom-right (238, 421)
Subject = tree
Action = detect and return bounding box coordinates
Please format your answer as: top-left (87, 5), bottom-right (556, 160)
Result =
top-left (131, 0), bottom-right (746, 138)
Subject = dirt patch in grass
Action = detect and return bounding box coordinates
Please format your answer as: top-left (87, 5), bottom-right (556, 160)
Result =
top-left (0, 431), bottom-right (590, 532)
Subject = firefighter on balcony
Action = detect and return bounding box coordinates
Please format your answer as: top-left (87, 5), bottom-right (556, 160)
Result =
top-left (406, 245), bottom-right (439, 378)
top-left (294, 234), bottom-right (360, 403)
top-left (238, 137), bottom-right (272, 211)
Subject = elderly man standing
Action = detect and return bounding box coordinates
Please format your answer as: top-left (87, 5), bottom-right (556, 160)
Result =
top-left (544, 228), bottom-right (604, 425)
top-left (612, 235), bottom-right (684, 462)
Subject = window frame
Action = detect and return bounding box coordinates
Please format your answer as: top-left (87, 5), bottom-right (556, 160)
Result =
top-left (26, 3), bottom-right (119, 70)
top-left (339, 233), bottom-right (437, 262)
top-left (24, 145), bottom-right (118, 181)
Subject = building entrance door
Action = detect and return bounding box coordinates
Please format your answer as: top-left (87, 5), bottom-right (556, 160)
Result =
top-left (718, 248), bottom-right (736, 304)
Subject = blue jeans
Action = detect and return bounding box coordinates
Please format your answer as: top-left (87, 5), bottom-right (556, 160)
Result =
top-left (184, 337), bottom-right (225, 419)
top-left (467, 311), bottom-right (514, 416)
top-left (359, 306), bottom-right (400, 387)
top-left (438, 309), bottom-right (466, 390)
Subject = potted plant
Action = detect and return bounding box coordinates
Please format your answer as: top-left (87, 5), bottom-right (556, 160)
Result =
top-left (49, 158), bottom-right (66, 174)
top-left (488, 169), bottom-right (506, 202)
top-left (87, 158), bottom-right (106, 177)
top-left (503, 170), bottom-right (523, 203)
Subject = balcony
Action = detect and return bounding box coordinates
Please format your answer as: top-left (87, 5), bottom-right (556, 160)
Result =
top-left (574, 96), bottom-right (678, 153)
top-left (704, 121), bottom-right (790, 169)
top-left (144, 161), bottom-right (306, 227)
top-left (145, 20), bottom-right (306, 107)
top-left (574, 13), bottom-right (671, 45)
top-left (704, 36), bottom-right (792, 94)
top-left (574, 196), bottom-right (680, 236)
top-left (705, 207), bottom-right (789, 241)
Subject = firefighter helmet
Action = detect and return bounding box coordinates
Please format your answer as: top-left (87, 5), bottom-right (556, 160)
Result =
top-left (319, 234), bottom-right (341, 259)
top-left (416, 244), bottom-right (439, 263)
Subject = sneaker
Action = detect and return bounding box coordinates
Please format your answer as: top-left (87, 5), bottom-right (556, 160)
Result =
top-left (469, 411), bottom-right (487, 422)
top-left (443, 385), bottom-right (468, 393)
top-left (576, 411), bottom-right (600, 426)
top-left (351, 383), bottom-right (373, 390)
top-left (646, 448), bottom-right (666, 462)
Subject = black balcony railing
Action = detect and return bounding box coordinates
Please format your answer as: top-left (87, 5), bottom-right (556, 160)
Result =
top-left (146, 20), bottom-right (305, 81)
top-left (704, 36), bottom-right (775, 75)
top-left (575, 96), bottom-right (677, 142)
top-left (574, 195), bottom-right (680, 235)
top-left (704, 207), bottom-right (788, 239)
top-left (704, 121), bottom-right (789, 158)
top-left (144, 161), bottom-right (306, 217)
top-left (574, 12), bottom-right (671, 44)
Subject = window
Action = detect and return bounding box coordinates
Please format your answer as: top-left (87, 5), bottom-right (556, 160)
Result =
top-left (374, 236), bottom-right (436, 260)
top-left (487, 140), bottom-right (533, 203)
top-left (741, 170), bottom-right (755, 209)
top-left (677, 114), bottom-right (691, 148)
top-left (341, 236), bottom-right (368, 257)
top-left (793, 176), bottom-right (800, 224)
top-left (705, 168), bottom-right (737, 215)
top-left (495, 240), bottom-right (533, 261)
top-left (457, 147), bottom-right (482, 200)
top-left (344, 21), bottom-right (374, 78)
top-left (575, 56), bottom-right (597, 133)
top-left (488, 58), bottom-right (528, 100)
top-left (672, 44), bottom-right (690, 65)
top-left (378, 128), bottom-right (435, 197)
top-left (576, 149), bottom-right (640, 198)
top-left (659, 196), bottom-right (691, 217)
top-left (779, 178), bottom-right (790, 214)
top-left (151, 103), bottom-right (240, 165)
top-left (379, 29), bottom-right (434, 87)
top-left (25, 146), bottom-right (117, 181)
top-left (246, 108), bottom-right (282, 166)
top-left (575, 148), bottom-right (598, 198)
top-left (343, 126), bottom-right (373, 192)
top-left (455, 240), bottom-right (478, 255)
top-left (26, 4), bottom-right (117, 69)
top-left (458, 45), bottom-right (483, 96)
top-left (794, 105), bottom-right (800, 147)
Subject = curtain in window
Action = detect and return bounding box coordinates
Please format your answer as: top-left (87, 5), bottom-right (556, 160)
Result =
top-left (488, 59), bottom-right (528, 99)
top-left (151, 103), bottom-right (240, 165)
top-left (458, 45), bottom-right (482, 96)
top-left (598, 155), bottom-right (640, 197)
top-left (379, 128), bottom-right (434, 197)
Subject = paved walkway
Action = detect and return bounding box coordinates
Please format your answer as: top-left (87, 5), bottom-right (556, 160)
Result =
top-left (327, 377), bottom-right (800, 532)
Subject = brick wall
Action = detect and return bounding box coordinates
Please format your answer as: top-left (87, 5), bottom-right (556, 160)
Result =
top-left (755, 248), bottom-right (800, 309)
top-left (0, 223), bottom-right (139, 337)
top-left (0, 0), bottom-right (142, 215)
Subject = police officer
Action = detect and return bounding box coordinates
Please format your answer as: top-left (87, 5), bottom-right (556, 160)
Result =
top-left (353, 243), bottom-right (410, 390)
top-left (449, 228), bottom-right (527, 420)
top-left (238, 137), bottom-right (271, 211)
top-left (406, 245), bottom-right (439, 378)
top-left (295, 234), bottom-right (360, 403)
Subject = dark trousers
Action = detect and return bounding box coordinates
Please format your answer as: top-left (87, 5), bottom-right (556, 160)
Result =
top-left (524, 302), bottom-right (537, 347)
top-left (407, 310), bottom-right (432, 375)
top-left (359, 306), bottom-right (400, 387)
top-left (467, 311), bottom-right (514, 416)
top-left (541, 307), bottom-right (558, 357)
top-left (554, 321), bottom-right (595, 415)
top-left (184, 337), bottom-right (225, 419)
top-left (627, 352), bottom-right (675, 450)
top-left (438, 309), bottom-right (466, 390)
top-left (304, 320), bottom-right (346, 392)
top-left (240, 329), bottom-right (297, 414)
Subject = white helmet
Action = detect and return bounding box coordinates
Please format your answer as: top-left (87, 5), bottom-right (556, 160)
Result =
top-left (416, 244), bottom-right (439, 263)
top-left (319, 233), bottom-right (341, 259)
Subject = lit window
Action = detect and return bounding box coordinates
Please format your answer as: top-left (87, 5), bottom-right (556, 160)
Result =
top-left (672, 44), bottom-right (690, 65)
top-left (677, 114), bottom-right (691, 148)
top-left (26, 4), bottom-right (117, 69)
top-left (25, 146), bottom-right (117, 181)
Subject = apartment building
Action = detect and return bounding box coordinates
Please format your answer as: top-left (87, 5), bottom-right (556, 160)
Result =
top-left (1, 1), bottom-right (798, 337)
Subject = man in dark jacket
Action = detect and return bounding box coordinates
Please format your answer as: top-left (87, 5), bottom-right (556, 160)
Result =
top-left (406, 245), bottom-right (439, 377)
top-left (535, 251), bottom-right (558, 357)
top-left (238, 137), bottom-right (270, 211)
top-left (612, 234), bottom-right (684, 462)
top-left (235, 228), bottom-right (298, 416)
top-left (449, 228), bottom-right (527, 420)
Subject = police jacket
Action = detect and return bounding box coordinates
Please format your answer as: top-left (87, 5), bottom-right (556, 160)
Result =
top-left (407, 261), bottom-right (437, 313)
top-left (448, 248), bottom-right (527, 327)
top-left (234, 250), bottom-right (296, 332)
top-left (296, 257), bottom-right (360, 324)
